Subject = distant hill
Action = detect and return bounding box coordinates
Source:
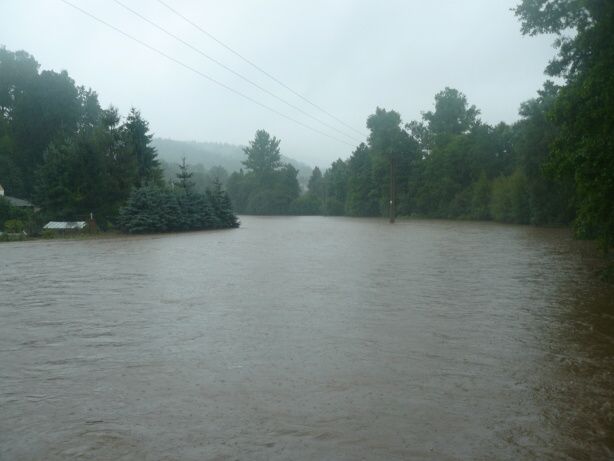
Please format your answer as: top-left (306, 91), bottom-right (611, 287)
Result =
top-left (152, 138), bottom-right (313, 186)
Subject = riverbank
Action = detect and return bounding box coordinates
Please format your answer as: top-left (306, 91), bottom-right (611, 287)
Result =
top-left (0, 226), bottom-right (241, 244)
top-left (0, 230), bottom-right (131, 244)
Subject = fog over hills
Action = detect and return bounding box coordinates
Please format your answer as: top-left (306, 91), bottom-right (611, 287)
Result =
top-left (152, 138), bottom-right (313, 185)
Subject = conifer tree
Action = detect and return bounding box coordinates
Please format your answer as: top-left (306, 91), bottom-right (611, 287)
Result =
top-left (174, 157), bottom-right (194, 194)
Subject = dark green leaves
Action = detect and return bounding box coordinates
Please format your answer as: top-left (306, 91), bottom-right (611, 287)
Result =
top-left (227, 130), bottom-right (300, 215)
top-left (118, 185), bottom-right (238, 234)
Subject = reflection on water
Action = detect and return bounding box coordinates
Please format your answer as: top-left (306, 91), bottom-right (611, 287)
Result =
top-left (1, 216), bottom-right (612, 460)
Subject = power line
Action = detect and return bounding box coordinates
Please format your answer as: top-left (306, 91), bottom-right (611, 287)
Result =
top-left (111, 0), bottom-right (362, 144)
top-left (156, 0), bottom-right (367, 139)
top-left (59, 0), bottom-right (356, 149)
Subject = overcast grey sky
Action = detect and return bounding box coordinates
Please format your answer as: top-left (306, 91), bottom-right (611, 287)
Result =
top-left (1, 0), bottom-right (555, 167)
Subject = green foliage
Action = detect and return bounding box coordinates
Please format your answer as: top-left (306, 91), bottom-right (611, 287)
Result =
top-left (217, 76), bottom-right (597, 235)
top-left (4, 219), bottom-right (24, 234)
top-left (123, 108), bottom-right (163, 187)
top-left (118, 187), bottom-right (166, 233)
top-left (303, 79), bottom-right (588, 231)
top-left (31, 104), bottom-right (159, 226)
top-left (422, 87), bottom-right (480, 142)
top-left (242, 130), bottom-right (282, 174)
top-left (513, 82), bottom-right (574, 225)
top-left (227, 130), bottom-right (300, 215)
top-left (226, 170), bottom-right (251, 212)
top-left (245, 190), bottom-right (288, 215)
top-left (321, 159), bottom-right (349, 216)
top-left (161, 160), bottom-right (229, 195)
top-left (174, 157), bottom-right (194, 193)
top-left (470, 173), bottom-right (492, 220)
top-left (366, 108), bottom-right (421, 220)
top-left (490, 170), bottom-right (530, 224)
top-left (515, 0), bottom-right (614, 248)
top-left (0, 197), bottom-right (38, 233)
top-left (367, 108), bottom-right (405, 158)
top-left (345, 144), bottom-right (380, 216)
top-left (404, 99), bottom-right (512, 220)
top-left (0, 231), bottom-right (26, 242)
top-left (322, 198), bottom-right (345, 216)
top-left (0, 47), bottom-right (164, 228)
top-left (307, 167), bottom-right (324, 198)
top-left (207, 178), bottom-right (240, 228)
top-left (290, 193), bottom-right (322, 215)
top-left (0, 198), bottom-right (12, 229)
top-left (152, 138), bottom-right (313, 189)
top-left (598, 263), bottom-right (614, 283)
top-left (118, 184), bottom-right (238, 234)
top-left (41, 229), bottom-right (55, 239)
top-left (552, 52), bottom-right (614, 244)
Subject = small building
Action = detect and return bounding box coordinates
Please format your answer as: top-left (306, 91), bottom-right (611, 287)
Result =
top-left (0, 185), bottom-right (37, 209)
top-left (43, 221), bottom-right (87, 231)
top-left (4, 196), bottom-right (35, 208)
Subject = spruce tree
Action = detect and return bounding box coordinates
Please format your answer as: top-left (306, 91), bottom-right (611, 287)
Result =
top-left (174, 157), bottom-right (194, 194)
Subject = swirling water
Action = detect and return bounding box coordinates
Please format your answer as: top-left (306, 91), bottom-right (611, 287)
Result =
top-left (1, 216), bottom-right (613, 460)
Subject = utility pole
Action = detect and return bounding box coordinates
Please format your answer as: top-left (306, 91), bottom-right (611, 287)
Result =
top-left (389, 158), bottom-right (396, 223)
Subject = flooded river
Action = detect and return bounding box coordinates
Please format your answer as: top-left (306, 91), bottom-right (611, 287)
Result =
top-left (1, 216), bottom-right (613, 460)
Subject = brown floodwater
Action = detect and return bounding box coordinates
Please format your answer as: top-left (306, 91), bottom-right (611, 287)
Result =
top-left (1, 216), bottom-right (613, 460)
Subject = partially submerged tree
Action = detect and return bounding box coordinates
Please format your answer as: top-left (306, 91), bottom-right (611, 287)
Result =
top-left (515, 0), bottom-right (614, 248)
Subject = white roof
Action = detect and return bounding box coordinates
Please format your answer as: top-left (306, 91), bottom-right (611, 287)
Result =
top-left (5, 196), bottom-right (33, 207)
top-left (43, 221), bottom-right (87, 230)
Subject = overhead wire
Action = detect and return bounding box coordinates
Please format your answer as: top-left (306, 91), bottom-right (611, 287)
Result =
top-left (59, 0), bottom-right (356, 148)
top-left (156, 0), bottom-right (368, 138)
top-left (111, 0), bottom-right (362, 144)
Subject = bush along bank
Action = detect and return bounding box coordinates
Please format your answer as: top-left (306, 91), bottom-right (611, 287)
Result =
top-left (118, 182), bottom-right (239, 234)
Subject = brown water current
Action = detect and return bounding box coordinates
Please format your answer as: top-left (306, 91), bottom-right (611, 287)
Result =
top-left (1, 216), bottom-right (613, 460)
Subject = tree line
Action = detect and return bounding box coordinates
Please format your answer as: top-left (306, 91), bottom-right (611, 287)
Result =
top-left (295, 84), bottom-right (573, 225)
top-left (2, 0), bottom-right (611, 247)
top-left (0, 47), bottom-right (238, 234)
top-left (233, 1), bottom-right (612, 251)
top-left (229, 85), bottom-right (573, 227)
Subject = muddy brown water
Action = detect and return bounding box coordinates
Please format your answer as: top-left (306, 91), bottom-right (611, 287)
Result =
top-left (1, 216), bottom-right (613, 460)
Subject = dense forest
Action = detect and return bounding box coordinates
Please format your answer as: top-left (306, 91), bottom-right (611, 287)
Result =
top-left (232, 0), bottom-right (611, 251)
top-left (0, 47), bottom-right (238, 234)
top-left (290, 85), bottom-right (574, 225)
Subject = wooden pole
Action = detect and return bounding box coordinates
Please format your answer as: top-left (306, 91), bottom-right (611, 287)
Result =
top-left (389, 158), bottom-right (396, 223)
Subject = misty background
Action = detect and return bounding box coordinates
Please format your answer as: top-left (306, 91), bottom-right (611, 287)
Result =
top-left (0, 0), bottom-right (555, 167)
